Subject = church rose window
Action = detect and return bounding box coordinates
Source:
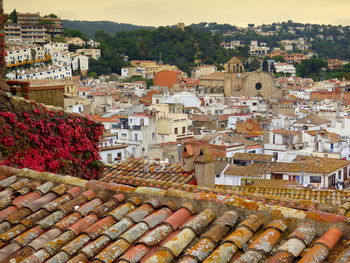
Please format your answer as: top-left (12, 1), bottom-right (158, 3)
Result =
top-left (255, 82), bottom-right (262, 90)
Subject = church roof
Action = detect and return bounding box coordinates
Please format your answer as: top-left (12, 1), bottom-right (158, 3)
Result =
top-left (199, 71), bottom-right (225, 80)
top-left (227, 57), bottom-right (243, 64)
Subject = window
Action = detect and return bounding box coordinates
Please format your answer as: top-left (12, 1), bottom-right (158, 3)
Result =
top-left (117, 152), bottom-right (122, 158)
top-left (174, 128), bottom-right (178, 134)
top-left (134, 134), bottom-right (138, 141)
top-left (122, 133), bottom-right (127, 137)
top-left (338, 170), bottom-right (342, 180)
top-left (255, 82), bottom-right (262, 91)
top-left (182, 127), bottom-right (186, 134)
top-left (107, 154), bottom-right (112, 164)
top-left (310, 176), bottom-right (321, 183)
top-left (252, 102), bottom-right (257, 106)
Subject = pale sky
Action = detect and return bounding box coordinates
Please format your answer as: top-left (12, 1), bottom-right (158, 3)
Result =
top-left (5, 0), bottom-right (350, 27)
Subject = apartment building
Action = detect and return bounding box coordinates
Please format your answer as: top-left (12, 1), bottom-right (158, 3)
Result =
top-left (284, 53), bottom-right (307, 64)
top-left (150, 104), bottom-right (193, 143)
top-left (4, 23), bottom-right (22, 43)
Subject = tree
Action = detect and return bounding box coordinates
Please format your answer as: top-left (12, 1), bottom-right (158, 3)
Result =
top-left (8, 9), bottom-right (17, 23)
top-left (63, 29), bottom-right (88, 41)
top-left (45, 14), bottom-right (58, 18)
top-left (296, 58), bottom-right (327, 80)
top-left (262, 59), bottom-right (269, 72)
top-left (270, 62), bottom-right (277, 74)
top-left (272, 55), bottom-right (285, 62)
top-left (30, 49), bottom-right (37, 61)
top-left (246, 58), bottom-right (261, 72)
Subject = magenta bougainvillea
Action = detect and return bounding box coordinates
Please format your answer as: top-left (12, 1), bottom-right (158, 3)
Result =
top-left (0, 94), bottom-right (104, 179)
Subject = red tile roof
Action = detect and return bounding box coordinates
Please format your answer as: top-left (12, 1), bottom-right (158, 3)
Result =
top-left (0, 166), bottom-right (348, 263)
top-left (101, 158), bottom-right (195, 184)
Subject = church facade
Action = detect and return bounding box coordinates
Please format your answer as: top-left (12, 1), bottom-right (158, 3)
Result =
top-left (200, 57), bottom-right (283, 99)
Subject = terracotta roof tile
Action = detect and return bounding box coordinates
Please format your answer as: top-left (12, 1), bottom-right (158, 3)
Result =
top-left (120, 244), bottom-right (150, 263)
top-left (0, 166), bottom-right (348, 263)
top-left (66, 253), bottom-right (89, 263)
top-left (334, 241), bottom-right (350, 263)
top-left (80, 236), bottom-right (111, 259)
top-left (76, 198), bottom-right (103, 216)
top-left (3, 246), bottom-right (35, 262)
top-left (25, 193), bottom-right (57, 212)
top-left (68, 214), bottom-right (99, 235)
top-left (20, 209), bottom-right (50, 227)
top-left (138, 224), bottom-right (173, 246)
top-left (83, 216), bottom-right (116, 239)
top-left (298, 227), bottom-right (343, 263)
top-left (164, 207), bottom-right (192, 230)
top-left (54, 211), bottom-right (81, 231)
top-left (27, 228), bottom-right (62, 251)
top-left (6, 207), bottom-right (32, 224)
top-left (101, 158), bottom-right (195, 185)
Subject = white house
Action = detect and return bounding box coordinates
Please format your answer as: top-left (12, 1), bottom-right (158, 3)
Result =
top-left (6, 65), bottom-right (72, 80)
top-left (274, 63), bottom-right (296, 76)
top-left (164, 92), bottom-right (202, 108)
top-left (216, 156), bottom-right (350, 189)
top-left (44, 42), bottom-right (69, 56)
top-left (87, 39), bottom-right (100, 48)
top-left (99, 132), bottom-right (128, 164)
top-left (227, 114), bottom-right (253, 129)
top-left (71, 54), bottom-right (89, 71)
top-left (5, 44), bottom-right (48, 67)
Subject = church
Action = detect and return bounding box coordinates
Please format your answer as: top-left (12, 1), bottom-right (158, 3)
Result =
top-left (199, 57), bottom-right (283, 99)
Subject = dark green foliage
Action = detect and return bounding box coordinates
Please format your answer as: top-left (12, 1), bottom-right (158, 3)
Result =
top-left (270, 62), bottom-right (277, 74)
top-left (62, 20), bottom-right (154, 38)
top-left (272, 55), bottom-right (285, 62)
top-left (43, 14), bottom-right (58, 18)
top-left (312, 39), bottom-right (350, 60)
top-left (63, 29), bottom-right (88, 41)
top-left (8, 9), bottom-right (17, 23)
top-left (190, 22), bottom-right (237, 34)
top-left (262, 59), bottom-right (269, 72)
top-left (91, 26), bottom-right (247, 75)
top-left (325, 63), bottom-right (350, 80)
top-left (245, 58), bottom-right (261, 72)
top-left (296, 58), bottom-right (327, 80)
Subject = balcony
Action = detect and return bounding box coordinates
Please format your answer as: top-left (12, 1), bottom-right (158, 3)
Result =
top-left (111, 124), bottom-right (142, 130)
top-left (176, 132), bottom-right (194, 139)
top-left (264, 144), bottom-right (288, 151)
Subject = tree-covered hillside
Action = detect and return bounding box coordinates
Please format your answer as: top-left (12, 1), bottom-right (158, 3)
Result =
top-left (62, 20), bottom-right (154, 38)
top-left (89, 26), bottom-right (249, 76)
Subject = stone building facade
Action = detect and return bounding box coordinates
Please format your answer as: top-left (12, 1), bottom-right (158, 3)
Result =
top-left (200, 57), bottom-right (283, 99)
top-left (224, 57), bottom-right (282, 99)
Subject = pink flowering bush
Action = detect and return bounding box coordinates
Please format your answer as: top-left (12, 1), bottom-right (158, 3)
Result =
top-left (0, 94), bottom-right (104, 179)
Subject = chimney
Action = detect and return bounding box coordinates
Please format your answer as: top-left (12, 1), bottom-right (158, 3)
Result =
top-left (194, 148), bottom-right (215, 188)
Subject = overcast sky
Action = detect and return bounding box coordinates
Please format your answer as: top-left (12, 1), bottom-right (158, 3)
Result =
top-left (5, 0), bottom-right (350, 27)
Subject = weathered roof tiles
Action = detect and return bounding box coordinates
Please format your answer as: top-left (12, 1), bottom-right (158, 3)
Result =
top-left (0, 166), bottom-right (348, 263)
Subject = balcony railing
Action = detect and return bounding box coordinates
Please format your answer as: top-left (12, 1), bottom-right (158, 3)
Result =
top-left (176, 132), bottom-right (194, 139)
